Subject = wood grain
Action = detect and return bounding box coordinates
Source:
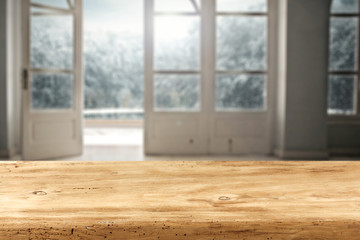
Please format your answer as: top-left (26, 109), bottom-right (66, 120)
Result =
top-left (1, 161), bottom-right (360, 239)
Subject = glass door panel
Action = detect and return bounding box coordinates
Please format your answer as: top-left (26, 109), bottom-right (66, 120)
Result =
top-left (31, 15), bottom-right (74, 70)
top-left (154, 16), bottom-right (200, 71)
top-left (217, 16), bottom-right (267, 71)
top-left (328, 75), bottom-right (357, 115)
top-left (153, 2), bottom-right (201, 112)
top-left (154, 74), bottom-right (200, 111)
top-left (216, 0), bottom-right (268, 112)
top-left (216, 74), bottom-right (266, 111)
top-left (329, 17), bottom-right (358, 71)
top-left (331, 0), bottom-right (358, 13)
top-left (31, 73), bottom-right (74, 110)
top-left (29, 1), bottom-right (75, 111)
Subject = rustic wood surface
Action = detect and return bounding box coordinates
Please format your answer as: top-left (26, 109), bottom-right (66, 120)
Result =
top-left (1, 161), bottom-right (360, 239)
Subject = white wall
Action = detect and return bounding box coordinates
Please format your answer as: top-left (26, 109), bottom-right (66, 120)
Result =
top-left (0, 0), bottom-right (9, 157)
top-left (0, 0), bottom-right (22, 159)
top-left (275, 0), bottom-right (332, 159)
top-left (329, 125), bottom-right (360, 155)
top-left (8, 0), bottom-right (22, 157)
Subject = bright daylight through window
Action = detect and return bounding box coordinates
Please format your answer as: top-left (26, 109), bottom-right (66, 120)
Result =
top-left (83, 0), bottom-right (144, 119)
top-left (30, 0), bottom-right (144, 119)
top-left (30, 0), bottom-right (268, 117)
top-left (153, 0), bottom-right (201, 111)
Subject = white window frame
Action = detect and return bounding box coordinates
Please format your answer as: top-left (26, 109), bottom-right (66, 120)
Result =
top-left (328, 1), bottom-right (360, 123)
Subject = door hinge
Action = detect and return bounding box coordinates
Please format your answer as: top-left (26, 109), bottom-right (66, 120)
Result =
top-left (22, 69), bottom-right (29, 90)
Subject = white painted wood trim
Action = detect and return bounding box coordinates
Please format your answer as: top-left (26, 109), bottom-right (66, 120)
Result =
top-left (0, 149), bottom-right (11, 159)
top-left (75, 0), bottom-right (84, 152)
top-left (144, 0), bottom-right (154, 154)
top-left (0, 147), bottom-right (18, 159)
top-left (274, 149), bottom-right (329, 160)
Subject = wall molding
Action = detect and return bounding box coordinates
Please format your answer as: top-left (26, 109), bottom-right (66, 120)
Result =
top-left (329, 148), bottom-right (360, 157)
top-left (0, 149), bottom-right (11, 159)
top-left (0, 147), bottom-right (18, 159)
top-left (274, 149), bottom-right (329, 160)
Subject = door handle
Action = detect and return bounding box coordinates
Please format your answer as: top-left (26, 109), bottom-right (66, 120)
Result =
top-left (22, 69), bottom-right (29, 90)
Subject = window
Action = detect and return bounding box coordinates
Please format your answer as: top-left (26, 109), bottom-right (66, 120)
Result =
top-left (216, 0), bottom-right (268, 111)
top-left (153, 0), bottom-right (201, 111)
top-left (329, 0), bottom-right (360, 115)
top-left (148, 0), bottom-right (269, 113)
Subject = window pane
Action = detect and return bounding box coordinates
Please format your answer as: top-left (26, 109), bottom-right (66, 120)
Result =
top-left (84, 0), bottom-right (144, 119)
top-left (32, 74), bottom-right (73, 110)
top-left (329, 17), bottom-right (358, 71)
top-left (154, 74), bottom-right (200, 111)
top-left (31, 0), bottom-right (70, 9)
top-left (155, 0), bottom-right (201, 12)
top-left (217, 16), bottom-right (267, 71)
top-left (328, 75), bottom-right (356, 115)
top-left (217, 0), bottom-right (267, 12)
top-left (31, 15), bottom-right (73, 69)
top-left (331, 0), bottom-right (359, 13)
top-left (154, 16), bottom-right (200, 71)
top-left (216, 74), bottom-right (266, 110)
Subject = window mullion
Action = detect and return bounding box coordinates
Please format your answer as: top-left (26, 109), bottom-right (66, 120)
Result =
top-left (201, 0), bottom-right (215, 114)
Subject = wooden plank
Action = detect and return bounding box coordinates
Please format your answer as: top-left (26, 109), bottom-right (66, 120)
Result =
top-left (1, 161), bottom-right (360, 239)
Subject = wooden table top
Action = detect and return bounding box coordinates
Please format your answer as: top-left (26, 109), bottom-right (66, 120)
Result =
top-left (1, 161), bottom-right (360, 239)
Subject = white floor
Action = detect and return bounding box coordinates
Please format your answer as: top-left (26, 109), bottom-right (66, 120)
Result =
top-left (64, 126), bottom-right (144, 161)
top-left (64, 126), bottom-right (279, 161)
top-left (84, 127), bottom-right (143, 147)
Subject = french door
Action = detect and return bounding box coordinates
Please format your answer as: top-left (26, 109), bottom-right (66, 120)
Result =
top-left (145, 0), bottom-right (273, 155)
top-left (144, 0), bottom-right (208, 154)
top-left (22, 0), bottom-right (83, 160)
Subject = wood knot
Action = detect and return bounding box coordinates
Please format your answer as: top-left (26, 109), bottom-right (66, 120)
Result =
top-left (219, 196), bottom-right (231, 201)
top-left (33, 191), bottom-right (47, 196)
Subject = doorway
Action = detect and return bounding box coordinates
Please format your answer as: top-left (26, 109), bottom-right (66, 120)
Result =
top-left (83, 0), bottom-right (144, 160)
top-left (145, 0), bottom-right (272, 155)
top-left (22, 0), bottom-right (273, 160)
top-left (23, 0), bottom-right (145, 160)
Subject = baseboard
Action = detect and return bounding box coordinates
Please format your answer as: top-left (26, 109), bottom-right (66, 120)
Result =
top-left (0, 147), bottom-right (18, 159)
top-left (0, 149), bottom-right (10, 159)
top-left (274, 149), bottom-right (329, 160)
top-left (329, 148), bottom-right (360, 157)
